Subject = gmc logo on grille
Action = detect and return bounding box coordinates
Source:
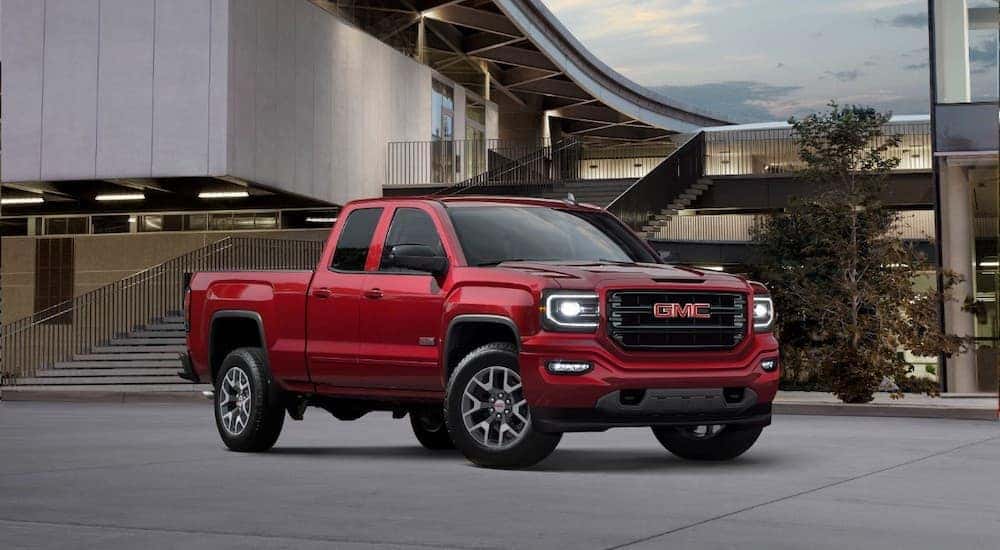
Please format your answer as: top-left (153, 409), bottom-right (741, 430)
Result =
top-left (653, 302), bottom-right (711, 319)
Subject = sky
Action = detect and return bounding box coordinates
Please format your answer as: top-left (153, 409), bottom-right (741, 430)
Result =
top-left (541, 0), bottom-right (999, 122)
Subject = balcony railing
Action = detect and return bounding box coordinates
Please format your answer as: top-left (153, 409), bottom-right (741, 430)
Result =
top-left (385, 138), bottom-right (672, 188)
top-left (0, 236), bottom-right (323, 384)
top-left (703, 120), bottom-right (932, 177)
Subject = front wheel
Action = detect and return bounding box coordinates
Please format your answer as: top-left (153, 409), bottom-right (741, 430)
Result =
top-left (214, 347), bottom-right (285, 452)
top-left (445, 343), bottom-right (561, 469)
top-left (652, 424), bottom-right (763, 461)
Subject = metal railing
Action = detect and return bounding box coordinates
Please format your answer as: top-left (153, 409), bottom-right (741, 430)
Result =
top-left (704, 120), bottom-right (932, 176)
top-left (0, 236), bottom-right (323, 384)
top-left (386, 138), bottom-right (672, 188)
top-left (607, 133), bottom-right (704, 230)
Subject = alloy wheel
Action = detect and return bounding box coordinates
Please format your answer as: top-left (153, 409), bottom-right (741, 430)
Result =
top-left (219, 368), bottom-right (252, 436)
top-left (461, 366), bottom-right (529, 449)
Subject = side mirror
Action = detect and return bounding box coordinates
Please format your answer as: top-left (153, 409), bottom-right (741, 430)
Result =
top-left (387, 244), bottom-right (448, 276)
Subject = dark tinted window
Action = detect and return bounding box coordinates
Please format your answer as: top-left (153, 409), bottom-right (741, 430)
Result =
top-left (331, 208), bottom-right (382, 271)
top-left (448, 206), bottom-right (656, 266)
top-left (380, 208), bottom-right (444, 271)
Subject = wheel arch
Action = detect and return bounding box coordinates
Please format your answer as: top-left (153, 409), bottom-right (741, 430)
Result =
top-left (443, 315), bottom-right (521, 386)
top-left (209, 310), bottom-right (270, 383)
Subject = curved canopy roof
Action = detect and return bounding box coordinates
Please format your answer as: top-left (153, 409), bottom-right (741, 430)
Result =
top-left (313, 0), bottom-right (729, 141)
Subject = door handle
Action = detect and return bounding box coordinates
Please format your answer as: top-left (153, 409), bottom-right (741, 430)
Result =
top-left (364, 288), bottom-right (384, 300)
top-left (313, 287), bottom-right (333, 299)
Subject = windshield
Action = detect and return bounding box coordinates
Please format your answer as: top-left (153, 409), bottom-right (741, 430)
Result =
top-left (447, 205), bottom-right (657, 266)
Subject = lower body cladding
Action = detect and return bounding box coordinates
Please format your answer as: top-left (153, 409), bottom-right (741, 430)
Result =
top-left (518, 336), bottom-right (779, 433)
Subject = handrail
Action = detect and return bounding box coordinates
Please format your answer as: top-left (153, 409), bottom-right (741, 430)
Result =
top-left (607, 132), bottom-right (704, 230)
top-left (456, 137), bottom-right (582, 189)
top-left (0, 236), bottom-right (324, 384)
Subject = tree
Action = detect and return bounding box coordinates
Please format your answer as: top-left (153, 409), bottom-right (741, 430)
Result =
top-left (752, 102), bottom-right (966, 403)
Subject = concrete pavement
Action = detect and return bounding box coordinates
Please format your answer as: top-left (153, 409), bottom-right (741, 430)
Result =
top-left (0, 402), bottom-right (998, 549)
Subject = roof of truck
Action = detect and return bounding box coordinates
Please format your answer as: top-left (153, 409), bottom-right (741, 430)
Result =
top-left (346, 195), bottom-right (606, 211)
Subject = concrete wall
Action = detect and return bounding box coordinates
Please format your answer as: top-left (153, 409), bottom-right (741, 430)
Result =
top-left (0, 229), bottom-right (328, 323)
top-left (227, 0), bottom-right (433, 205)
top-left (1, 0), bottom-right (229, 182)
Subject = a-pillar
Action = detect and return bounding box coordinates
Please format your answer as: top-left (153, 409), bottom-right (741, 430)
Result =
top-left (939, 160), bottom-right (978, 392)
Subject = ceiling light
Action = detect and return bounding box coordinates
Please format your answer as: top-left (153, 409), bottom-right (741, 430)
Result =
top-left (305, 217), bottom-right (337, 223)
top-left (95, 193), bottom-right (145, 202)
top-left (1, 197), bottom-right (45, 205)
top-left (199, 191), bottom-right (249, 199)
top-left (980, 261), bottom-right (999, 267)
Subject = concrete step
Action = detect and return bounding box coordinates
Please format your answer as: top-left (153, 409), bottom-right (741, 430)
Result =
top-left (56, 360), bottom-right (180, 369)
top-left (127, 330), bottom-right (187, 338)
top-left (92, 345), bottom-right (187, 353)
top-left (158, 315), bottom-right (185, 324)
top-left (38, 367), bottom-right (182, 377)
top-left (1, 384), bottom-right (213, 403)
top-left (691, 182), bottom-right (710, 190)
top-left (143, 323), bottom-right (186, 332)
top-left (108, 337), bottom-right (186, 346)
top-left (74, 352), bottom-right (181, 361)
top-left (15, 375), bottom-right (190, 385)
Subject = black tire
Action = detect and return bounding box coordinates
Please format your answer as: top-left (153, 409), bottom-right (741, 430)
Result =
top-left (445, 342), bottom-right (561, 469)
top-left (214, 347), bottom-right (285, 452)
top-left (410, 408), bottom-right (456, 450)
top-left (652, 424), bottom-right (763, 461)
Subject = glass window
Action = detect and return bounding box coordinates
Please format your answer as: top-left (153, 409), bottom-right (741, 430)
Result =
top-left (331, 208), bottom-right (382, 271)
top-left (448, 206), bottom-right (657, 266)
top-left (45, 217), bottom-right (88, 235)
top-left (185, 214), bottom-right (208, 231)
top-left (380, 208), bottom-right (444, 271)
top-left (92, 215), bottom-right (130, 234)
top-left (140, 215), bottom-right (163, 232)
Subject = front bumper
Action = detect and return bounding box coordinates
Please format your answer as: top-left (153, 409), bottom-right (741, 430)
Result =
top-left (518, 332), bottom-right (779, 431)
top-left (533, 389), bottom-right (772, 433)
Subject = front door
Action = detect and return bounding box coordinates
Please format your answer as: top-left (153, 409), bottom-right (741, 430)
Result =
top-left (358, 206), bottom-right (449, 390)
top-left (305, 207), bottom-right (383, 388)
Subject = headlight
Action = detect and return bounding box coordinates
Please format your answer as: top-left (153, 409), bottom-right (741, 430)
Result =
top-left (542, 292), bottom-right (599, 331)
top-left (753, 296), bottom-right (774, 332)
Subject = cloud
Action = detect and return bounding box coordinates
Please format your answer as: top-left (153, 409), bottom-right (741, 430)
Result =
top-left (823, 69), bottom-right (863, 82)
top-left (650, 81), bottom-right (801, 122)
top-left (903, 62), bottom-right (929, 70)
top-left (541, 0), bottom-right (727, 46)
top-left (836, 0), bottom-right (921, 12)
top-left (875, 12), bottom-right (926, 28)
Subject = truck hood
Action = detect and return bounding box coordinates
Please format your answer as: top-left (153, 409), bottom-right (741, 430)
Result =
top-left (491, 261), bottom-right (748, 291)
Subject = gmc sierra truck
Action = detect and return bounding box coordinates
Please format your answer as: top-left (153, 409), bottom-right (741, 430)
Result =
top-left (182, 196), bottom-right (778, 468)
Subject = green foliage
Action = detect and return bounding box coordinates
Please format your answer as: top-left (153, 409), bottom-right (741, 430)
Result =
top-left (752, 102), bottom-right (966, 403)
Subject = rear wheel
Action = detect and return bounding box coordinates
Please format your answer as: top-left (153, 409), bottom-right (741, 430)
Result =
top-left (445, 343), bottom-right (561, 469)
top-left (214, 347), bottom-right (284, 452)
top-left (652, 424), bottom-right (763, 461)
top-left (410, 408), bottom-right (455, 450)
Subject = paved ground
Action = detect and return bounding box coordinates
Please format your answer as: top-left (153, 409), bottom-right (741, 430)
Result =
top-left (0, 402), bottom-right (997, 550)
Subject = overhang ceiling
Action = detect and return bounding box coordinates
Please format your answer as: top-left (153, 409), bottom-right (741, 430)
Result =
top-left (310, 0), bottom-right (730, 142)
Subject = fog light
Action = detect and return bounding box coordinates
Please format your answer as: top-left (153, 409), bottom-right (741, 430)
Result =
top-left (761, 358), bottom-right (777, 372)
top-left (546, 361), bottom-right (592, 375)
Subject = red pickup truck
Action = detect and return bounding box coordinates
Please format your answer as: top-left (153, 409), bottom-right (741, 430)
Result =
top-left (182, 196), bottom-right (778, 468)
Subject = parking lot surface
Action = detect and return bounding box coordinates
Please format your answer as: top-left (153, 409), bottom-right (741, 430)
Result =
top-left (1, 401), bottom-right (998, 549)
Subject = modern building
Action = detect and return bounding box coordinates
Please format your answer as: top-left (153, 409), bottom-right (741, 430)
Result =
top-left (0, 0), bottom-right (995, 395)
top-left (0, 0), bottom-right (723, 389)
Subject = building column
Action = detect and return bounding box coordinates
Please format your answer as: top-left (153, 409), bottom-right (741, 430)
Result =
top-left (939, 161), bottom-right (978, 392)
top-left (933, 0), bottom-right (971, 103)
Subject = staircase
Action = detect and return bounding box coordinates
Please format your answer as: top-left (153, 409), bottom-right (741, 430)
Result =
top-left (538, 178), bottom-right (637, 208)
top-left (638, 178), bottom-right (714, 239)
top-left (7, 313), bottom-right (209, 396)
top-left (1, 236), bottom-right (323, 401)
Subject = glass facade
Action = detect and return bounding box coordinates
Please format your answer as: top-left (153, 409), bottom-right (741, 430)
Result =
top-left (431, 80), bottom-right (455, 184)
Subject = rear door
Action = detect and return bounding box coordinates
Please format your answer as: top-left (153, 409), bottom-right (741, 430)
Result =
top-left (305, 206), bottom-right (384, 388)
top-left (357, 206), bottom-right (450, 390)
